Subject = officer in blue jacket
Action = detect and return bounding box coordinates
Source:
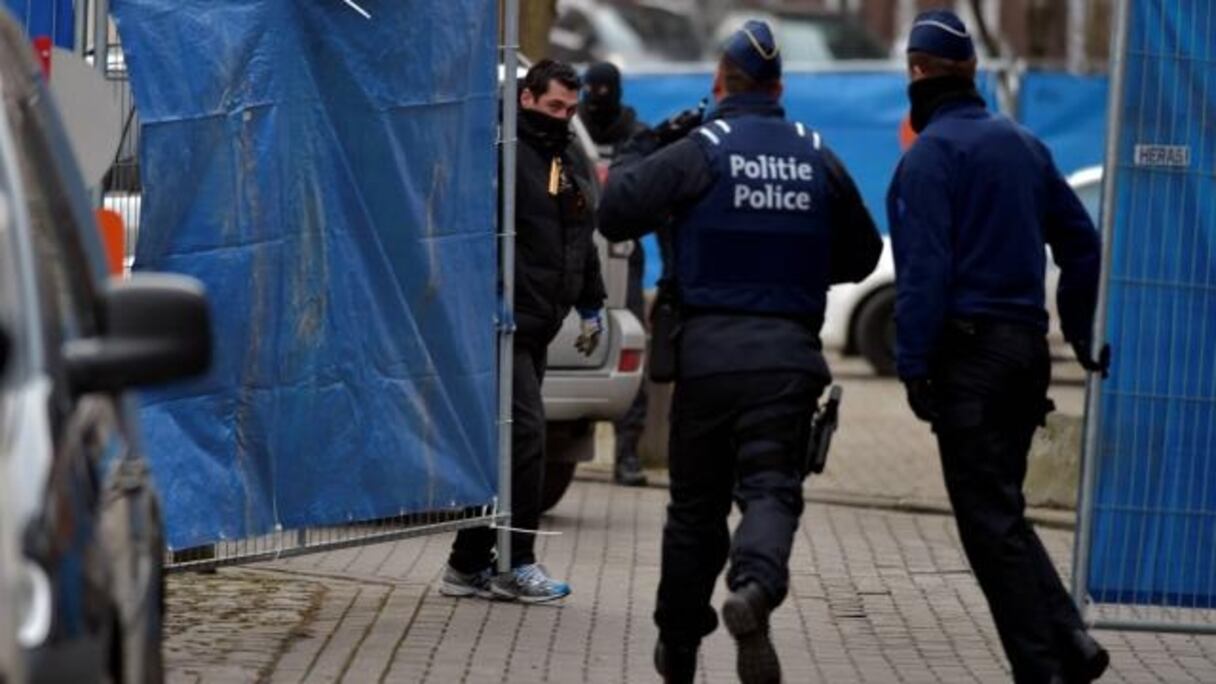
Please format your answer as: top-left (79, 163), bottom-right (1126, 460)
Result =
top-left (888, 11), bottom-right (1110, 684)
top-left (599, 21), bottom-right (881, 684)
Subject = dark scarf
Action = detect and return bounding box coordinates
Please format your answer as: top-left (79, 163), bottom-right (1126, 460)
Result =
top-left (908, 76), bottom-right (985, 133)
top-left (519, 109), bottom-right (572, 155)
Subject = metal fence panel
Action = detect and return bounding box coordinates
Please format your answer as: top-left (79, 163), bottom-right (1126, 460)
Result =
top-left (1076, 0), bottom-right (1216, 633)
top-left (165, 507), bottom-right (504, 574)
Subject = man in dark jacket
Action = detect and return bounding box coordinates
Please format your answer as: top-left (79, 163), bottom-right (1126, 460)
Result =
top-left (580, 61), bottom-right (650, 487)
top-left (888, 11), bottom-right (1110, 683)
top-left (441, 59), bottom-right (606, 604)
top-left (599, 22), bottom-right (882, 684)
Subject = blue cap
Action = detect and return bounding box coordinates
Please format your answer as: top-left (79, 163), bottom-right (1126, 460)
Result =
top-left (907, 10), bottom-right (975, 61)
top-left (723, 20), bottom-right (782, 82)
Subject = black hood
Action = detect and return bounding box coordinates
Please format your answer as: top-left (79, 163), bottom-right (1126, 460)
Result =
top-left (578, 103), bottom-right (639, 145)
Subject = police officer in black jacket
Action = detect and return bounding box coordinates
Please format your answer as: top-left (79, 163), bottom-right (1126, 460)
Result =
top-left (442, 59), bottom-right (606, 604)
top-left (599, 22), bottom-right (881, 684)
top-left (888, 11), bottom-right (1109, 683)
top-left (579, 61), bottom-right (651, 487)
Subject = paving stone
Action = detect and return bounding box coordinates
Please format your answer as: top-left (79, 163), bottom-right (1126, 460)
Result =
top-left (161, 368), bottom-right (1215, 684)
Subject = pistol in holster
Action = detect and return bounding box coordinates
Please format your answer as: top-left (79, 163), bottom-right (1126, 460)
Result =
top-left (804, 385), bottom-right (843, 477)
top-left (648, 278), bottom-right (680, 384)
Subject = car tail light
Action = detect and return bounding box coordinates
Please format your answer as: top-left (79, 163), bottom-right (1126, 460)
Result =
top-left (618, 349), bottom-right (643, 373)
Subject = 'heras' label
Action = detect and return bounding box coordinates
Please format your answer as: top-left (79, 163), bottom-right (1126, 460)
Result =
top-left (1134, 144), bottom-right (1191, 168)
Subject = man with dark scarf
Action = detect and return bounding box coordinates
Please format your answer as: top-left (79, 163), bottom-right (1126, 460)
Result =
top-left (888, 10), bottom-right (1109, 684)
top-left (578, 61), bottom-right (651, 487)
top-left (440, 59), bottom-right (605, 604)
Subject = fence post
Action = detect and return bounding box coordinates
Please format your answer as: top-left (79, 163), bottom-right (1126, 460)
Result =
top-left (1067, 0), bottom-right (1089, 74)
top-left (1071, 0), bottom-right (1130, 619)
top-left (92, 0), bottom-right (108, 74)
top-left (497, 0), bottom-right (520, 576)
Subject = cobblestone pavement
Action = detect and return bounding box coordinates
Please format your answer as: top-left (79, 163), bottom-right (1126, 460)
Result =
top-left (166, 479), bottom-right (1216, 683)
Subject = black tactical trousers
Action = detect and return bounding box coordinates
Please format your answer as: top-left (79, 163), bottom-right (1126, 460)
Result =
top-left (449, 342), bottom-right (547, 571)
top-left (613, 249), bottom-right (647, 459)
top-left (932, 321), bottom-right (1085, 684)
top-left (655, 371), bottom-right (823, 647)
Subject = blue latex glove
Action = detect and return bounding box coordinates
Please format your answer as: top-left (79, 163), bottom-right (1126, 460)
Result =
top-left (575, 310), bottom-right (603, 357)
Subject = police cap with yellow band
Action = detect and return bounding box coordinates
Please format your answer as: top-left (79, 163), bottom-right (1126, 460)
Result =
top-left (723, 20), bottom-right (782, 82)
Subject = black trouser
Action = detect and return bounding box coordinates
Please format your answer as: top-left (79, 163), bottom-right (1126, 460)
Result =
top-left (655, 371), bottom-right (823, 647)
top-left (614, 245), bottom-right (647, 461)
top-left (449, 341), bottom-right (547, 571)
top-left (931, 321), bottom-right (1084, 683)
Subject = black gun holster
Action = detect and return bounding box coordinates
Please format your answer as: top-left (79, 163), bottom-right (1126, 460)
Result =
top-left (648, 278), bottom-right (680, 384)
top-left (804, 385), bottom-right (843, 477)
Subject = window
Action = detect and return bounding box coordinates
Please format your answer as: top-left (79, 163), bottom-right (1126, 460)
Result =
top-left (6, 81), bottom-right (99, 347)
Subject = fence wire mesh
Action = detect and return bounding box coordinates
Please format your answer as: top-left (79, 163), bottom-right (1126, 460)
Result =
top-left (97, 37), bottom-right (140, 271)
top-left (1077, 0), bottom-right (1216, 634)
top-left (165, 506), bottom-right (505, 574)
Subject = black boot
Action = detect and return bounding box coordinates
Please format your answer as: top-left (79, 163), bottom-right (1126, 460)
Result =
top-left (1062, 628), bottom-right (1110, 683)
top-left (654, 640), bottom-right (697, 684)
top-left (614, 448), bottom-right (648, 487)
top-left (722, 583), bottom-right (781, 684)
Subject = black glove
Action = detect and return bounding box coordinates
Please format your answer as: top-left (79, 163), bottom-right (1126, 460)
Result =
top-left (652, 99), bottom-right (707, 147)
top-left (904, 377), bottom-right (938, 424)
top-left (1072, 340), bottom-right (1112, 378)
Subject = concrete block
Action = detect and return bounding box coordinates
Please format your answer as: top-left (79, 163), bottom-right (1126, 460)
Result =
top-left (1025, 413), bottom-right (1083, 509)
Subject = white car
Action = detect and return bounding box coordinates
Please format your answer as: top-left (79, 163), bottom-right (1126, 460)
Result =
top-left (823, 165), bottom-right (1101, 374)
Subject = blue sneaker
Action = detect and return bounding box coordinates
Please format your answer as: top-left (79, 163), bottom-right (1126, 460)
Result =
top-left (491, 563), bottom-right (571, 603)
top-left (439, 564), bottom-right (495, 599)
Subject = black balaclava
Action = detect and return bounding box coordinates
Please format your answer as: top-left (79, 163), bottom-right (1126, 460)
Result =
top-left (582, 62), bottom-right (622, 128)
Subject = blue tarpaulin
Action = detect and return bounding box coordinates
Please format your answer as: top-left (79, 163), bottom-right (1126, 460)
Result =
top-left (4, 0), bottom-right (73, 47)
top-left (111, 0), bottom-right (500, 549)
top-left (1017, 71), bottom-right (1108, 179)
top-left (1087, 0), bottom-right (1216, 608)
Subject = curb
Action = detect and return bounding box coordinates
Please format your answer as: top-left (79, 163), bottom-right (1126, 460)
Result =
top-left (573, 465), bottom-right (1077, 531)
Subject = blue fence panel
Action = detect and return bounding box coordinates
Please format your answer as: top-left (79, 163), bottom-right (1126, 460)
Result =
top-left (3, 0), bottom-right (73, 47)
top-left (1087, 0), bottom-right (1216, 609)
top-left (111, 1), bottom-right (500, 549)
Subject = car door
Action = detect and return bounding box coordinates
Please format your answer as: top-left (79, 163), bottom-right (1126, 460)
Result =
top-left (0, 145), bottom-right (29, 684)
top-left (3, 29), bottom-right (158, 681)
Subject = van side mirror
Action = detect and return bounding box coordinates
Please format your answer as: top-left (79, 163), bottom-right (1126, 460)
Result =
top-left (65, 274), bottom-right (212, 394)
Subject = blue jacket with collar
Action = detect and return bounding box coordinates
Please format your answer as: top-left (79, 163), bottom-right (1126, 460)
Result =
top-left (887, 96), bottom-right (1101, 379)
